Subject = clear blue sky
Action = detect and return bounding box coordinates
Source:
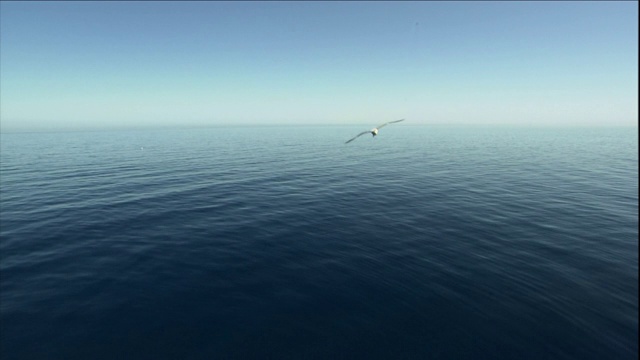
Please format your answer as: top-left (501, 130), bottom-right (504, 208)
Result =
top-left (1, 1), bottom-right (637, 131)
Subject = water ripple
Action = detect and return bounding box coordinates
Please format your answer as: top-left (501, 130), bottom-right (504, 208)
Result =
top-left (1, 126), bottom-right (637, 360)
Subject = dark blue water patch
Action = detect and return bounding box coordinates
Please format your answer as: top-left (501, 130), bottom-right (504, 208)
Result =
top-left (1, 126), bottom-right (637, 359)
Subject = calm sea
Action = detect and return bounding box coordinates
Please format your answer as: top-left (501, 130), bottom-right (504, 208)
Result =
top-left (0, 125), bottom-right (637, 359)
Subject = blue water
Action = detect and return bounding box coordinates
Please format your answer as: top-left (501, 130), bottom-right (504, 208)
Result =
top-left (1, 125), bottom-right (637, 359)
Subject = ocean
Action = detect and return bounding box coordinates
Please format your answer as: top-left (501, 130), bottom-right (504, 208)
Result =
top-left (0, 125), bottom-right (637, 359)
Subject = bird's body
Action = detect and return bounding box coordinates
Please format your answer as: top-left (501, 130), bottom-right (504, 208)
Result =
top-left (345, 119), bottom-right (405, 144)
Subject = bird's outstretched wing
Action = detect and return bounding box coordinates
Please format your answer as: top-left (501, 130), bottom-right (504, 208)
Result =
top-left (376, 118), bottom-right (405, 129)
top-left (345, 131), bottom-right (370, 144)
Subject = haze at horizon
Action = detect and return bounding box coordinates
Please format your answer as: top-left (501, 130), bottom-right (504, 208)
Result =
top-left (1, 1), bottom-right (637, 132)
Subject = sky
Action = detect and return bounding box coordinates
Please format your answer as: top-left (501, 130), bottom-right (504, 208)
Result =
top-left (0, 1), bottom-right (637, 131)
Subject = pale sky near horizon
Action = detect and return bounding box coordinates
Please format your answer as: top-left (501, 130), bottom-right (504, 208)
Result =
top-left (1, 1), bottom-right (637, 131)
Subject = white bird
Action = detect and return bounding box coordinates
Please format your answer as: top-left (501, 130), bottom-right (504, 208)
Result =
top-left (345, 119), bottom-right (405, 144)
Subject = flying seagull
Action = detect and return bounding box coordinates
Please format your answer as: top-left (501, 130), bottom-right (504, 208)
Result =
top-left (345, 119), bottom-right (405, 144)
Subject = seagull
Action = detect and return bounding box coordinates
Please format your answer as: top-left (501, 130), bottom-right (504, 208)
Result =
top-left (345, 119), bottom-right (405, 144)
